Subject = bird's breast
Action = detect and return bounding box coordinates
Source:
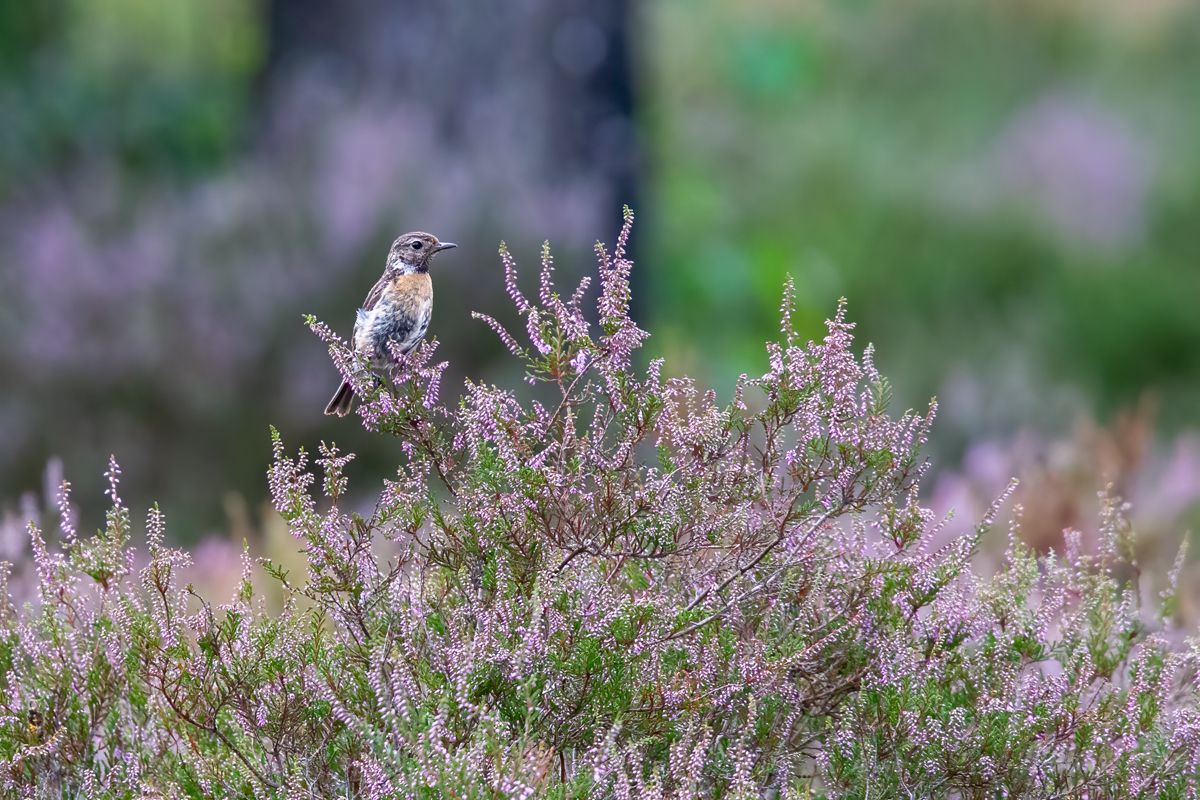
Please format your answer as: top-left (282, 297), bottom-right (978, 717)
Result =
top-left (354, 272), bottom-right (433, 360)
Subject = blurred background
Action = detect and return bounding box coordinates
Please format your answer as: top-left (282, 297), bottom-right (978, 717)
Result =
top-left (3, 0), bottom-right (1200, 605)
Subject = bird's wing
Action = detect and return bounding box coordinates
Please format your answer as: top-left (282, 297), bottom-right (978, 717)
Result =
top-left (361, 271), bottom-right (390, 311)
top-left (352, 271), bottom-right (389, 336)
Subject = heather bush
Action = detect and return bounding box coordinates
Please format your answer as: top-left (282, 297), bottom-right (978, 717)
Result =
top-left (3, 210), bottom-right (1200, 797)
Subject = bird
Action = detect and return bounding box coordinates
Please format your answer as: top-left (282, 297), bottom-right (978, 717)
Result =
top-left (324, 231), bottom-right (456, 417)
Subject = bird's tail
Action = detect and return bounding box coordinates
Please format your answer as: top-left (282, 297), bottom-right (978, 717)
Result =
top-left (324, 380), bottom-right (355, 417)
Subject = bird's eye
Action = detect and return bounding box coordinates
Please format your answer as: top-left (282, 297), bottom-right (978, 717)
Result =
top-left (411, 241), bottom-right (423, 250)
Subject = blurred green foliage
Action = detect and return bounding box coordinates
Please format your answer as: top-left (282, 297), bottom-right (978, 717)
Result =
top-left (644, 0), bottom-right (1200, 435)
top-left (0, 0), bottom-right (263, 190)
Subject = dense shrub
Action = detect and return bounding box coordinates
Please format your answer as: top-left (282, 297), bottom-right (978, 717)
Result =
top-left (3, 210), bottom-right (1199, 797)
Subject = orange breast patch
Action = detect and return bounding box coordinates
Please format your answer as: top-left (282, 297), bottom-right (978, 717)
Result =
top-left (386, 272), bottom-right (433, 316)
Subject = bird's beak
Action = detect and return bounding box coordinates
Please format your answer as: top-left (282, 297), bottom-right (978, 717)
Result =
top-left (434, 242), bottom-right (457, 253)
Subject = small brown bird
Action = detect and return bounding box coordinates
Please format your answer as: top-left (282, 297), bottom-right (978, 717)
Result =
top-left (324, 231), bottom-right (456, 417)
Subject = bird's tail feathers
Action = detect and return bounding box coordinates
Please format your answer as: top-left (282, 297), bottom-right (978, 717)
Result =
top-left (324, 380), bottom-right (355, 417)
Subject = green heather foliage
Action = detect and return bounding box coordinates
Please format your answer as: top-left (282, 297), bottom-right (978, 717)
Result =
top-left (3, 212), bottom-right (1200, 798)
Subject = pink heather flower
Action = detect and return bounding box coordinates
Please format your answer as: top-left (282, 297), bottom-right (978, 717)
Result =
top-left (471, 312), bottom-right (524, 357)
top-left (500, 241), bottom-right (531, 315)
top-left (525, 308), bottom-right (552, 355)
top-left (56, 480), bottom-right (77, 546)
top-left (103, 455), bottom-right (123, 508)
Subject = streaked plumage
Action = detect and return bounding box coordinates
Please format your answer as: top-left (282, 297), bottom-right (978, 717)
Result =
top-left (325, 232), bottom-right (455, 417)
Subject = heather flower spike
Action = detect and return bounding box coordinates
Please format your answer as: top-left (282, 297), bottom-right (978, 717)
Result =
top-left (0, 212), bottom-right (1196, 797)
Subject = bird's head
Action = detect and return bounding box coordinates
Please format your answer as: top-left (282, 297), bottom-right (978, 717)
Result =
top-left (387, 231), bottom-right (457, 273)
